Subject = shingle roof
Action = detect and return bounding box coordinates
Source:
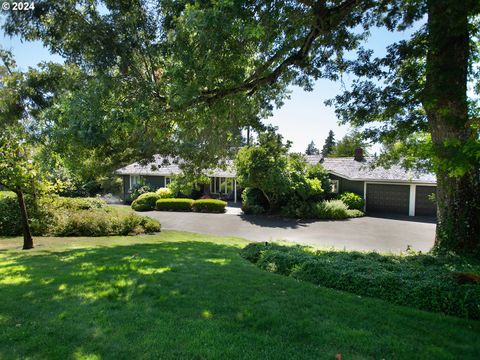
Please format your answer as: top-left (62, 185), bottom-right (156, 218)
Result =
top-left (321, 157), bottom-right (436, 184)
top-left (305, 154), bottom-right (323, 165)
top-left (116, 154), bottom-right (436, 184)
top-left (115, 155), bottom-right (236, 177)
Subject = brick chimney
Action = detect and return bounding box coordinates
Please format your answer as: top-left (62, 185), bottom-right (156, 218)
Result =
top-left (354, 148), bottom-right (364, 161)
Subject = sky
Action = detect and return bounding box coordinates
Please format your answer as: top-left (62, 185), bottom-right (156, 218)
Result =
top-left (1, 16), bottom-right (422, 154)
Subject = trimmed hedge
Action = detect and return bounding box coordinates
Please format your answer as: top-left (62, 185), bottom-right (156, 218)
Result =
top-left (192, 199), bottom-right (227, 213)
top-left (156, 198), bottom-right (193, 212)
top-left (131, 192), bottom-right (161, 211)
top-left (240, 243), bottom-right (480, 320)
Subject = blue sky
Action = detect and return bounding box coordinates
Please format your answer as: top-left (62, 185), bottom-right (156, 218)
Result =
top-left (1, 19), bottom-right (422, 154)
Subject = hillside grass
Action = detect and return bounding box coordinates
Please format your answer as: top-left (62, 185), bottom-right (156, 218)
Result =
top-left (0, 232), bottom-right (479, 359)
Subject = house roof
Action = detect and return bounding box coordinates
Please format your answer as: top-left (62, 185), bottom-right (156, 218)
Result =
top-left (115, 155), bottom-right (236, 177)
top-left (321, 157), bottom-right (436, 184)
top-left (116, 154), bottom-right (436, 185)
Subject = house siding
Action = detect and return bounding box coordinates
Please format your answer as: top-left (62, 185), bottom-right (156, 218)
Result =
top-left (329, 174), bottom-right (364, 197)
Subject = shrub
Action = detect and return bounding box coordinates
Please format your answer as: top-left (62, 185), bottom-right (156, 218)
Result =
top-left (140, 216), bottom-right (162, 233)
top-left (339, 192), bottom-right (365, 210)
top-left (131, 192), bottom-right (161, 211)
top-left (127, 184), bottom-right (154, 203)
top-left (52, 207), bottom-right (161, 236)
top-left (156, 198), bottom-right (193, 212)
top-left (192, 199), bottom-right (227, 213)
top-left (240, 243), bottom-right (480, 320)
top-left (0, 193), bottom-right (55, 236)
top-left (241, 187), bottom-right (268, 213)
top-left (315, 200), bottom-right (350, 219)
top-left (242, 204), bottom-right (266, 215)
top-left (156, 187), bottom-right (174, 199)
top-left (52, 196), bottom-right (106, 210)
top-left (280, 199), bottom-right (317, 219)
top-left (0, 194), bottom-right (159, 237)
top-left (346, 209), bottom-right (364, 218)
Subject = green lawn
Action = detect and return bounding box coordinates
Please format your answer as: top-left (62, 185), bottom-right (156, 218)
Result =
top-left (1, 232), bottom-right (479, 359)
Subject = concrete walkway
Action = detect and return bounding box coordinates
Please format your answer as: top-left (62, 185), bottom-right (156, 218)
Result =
top-left (142, 207), bottom-right (436, 253)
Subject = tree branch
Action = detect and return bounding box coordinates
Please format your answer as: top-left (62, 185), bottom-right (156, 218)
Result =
top-left (179, 0), bottom-right (362, 107)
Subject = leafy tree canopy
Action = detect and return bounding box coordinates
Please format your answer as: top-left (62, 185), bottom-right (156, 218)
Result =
top-left (330, 130), bottom-right (370, 157)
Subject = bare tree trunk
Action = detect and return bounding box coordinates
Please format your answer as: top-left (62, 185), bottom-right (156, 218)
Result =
top-left (424, 0), bottom-right (480, 257)
top-left (16, 188), bottom-right (34, 250)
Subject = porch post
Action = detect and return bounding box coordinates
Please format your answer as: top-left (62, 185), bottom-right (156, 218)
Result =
top-left (408, 184), bottom-right (416, 216)
top-left (234, 179), bottom-right (237, 203)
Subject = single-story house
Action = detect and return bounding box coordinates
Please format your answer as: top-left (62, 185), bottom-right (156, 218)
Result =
top-left (116, 156), bottom-right (240, 202)
top-left (116, 149), bottom-right (437, 217)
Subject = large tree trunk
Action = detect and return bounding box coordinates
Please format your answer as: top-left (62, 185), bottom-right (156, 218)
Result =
top-left (424, 0), bottom-right (480, 257)
top-left (16, 188), bottom-right (34, 250)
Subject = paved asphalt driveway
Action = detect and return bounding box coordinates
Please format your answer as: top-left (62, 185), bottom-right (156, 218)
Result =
top-left (141, 206), bottom-right (436, 253)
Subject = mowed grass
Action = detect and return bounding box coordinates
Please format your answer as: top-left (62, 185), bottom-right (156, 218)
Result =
top-left (0, 232), bottom-right (479, 360)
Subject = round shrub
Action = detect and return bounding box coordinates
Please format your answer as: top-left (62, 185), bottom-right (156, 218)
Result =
top-left (192, 199), bottom-right (227, 213)
top-left (155, 198), bottom-right (193, 212)
top-left (140, 217), bottom-right (162, 233)
top-left (156, 187), bottom-right (173, 199)
top-left (131, 192), bottom-right (161, 211)
top-left (339, 192), bottom-right (365, 210)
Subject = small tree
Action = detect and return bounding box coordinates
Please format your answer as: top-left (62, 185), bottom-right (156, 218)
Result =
top-left (305, 141), bottom-right (320, 155)
top-left (321, 130), bottom-right (336, 157)
top-left (235, 128), bottom-right (291, 210)
top-left (0, 129), bottom-right (39, 249)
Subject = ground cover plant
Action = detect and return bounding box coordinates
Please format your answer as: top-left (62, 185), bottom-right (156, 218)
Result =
top-left (241, 243), bottom-right (480, 320)
top-left (0, 232), bottom-right (479, 359)
top-left (0, 193), bottom-right (160, 237)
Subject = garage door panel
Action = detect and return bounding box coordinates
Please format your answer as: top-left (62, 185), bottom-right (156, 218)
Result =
top-left (415, 186), bottom-right (436, 217)
top-left (366, 184), bottom-right (409, 215)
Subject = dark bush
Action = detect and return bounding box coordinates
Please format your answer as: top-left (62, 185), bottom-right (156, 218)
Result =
top-left (192, 199), bottom-right (227, 213)
top-left (280, 199), bottom-right (364, 219)
top-left (131, 192), bottom-right (161, 211)
top-left (339, 192), bottom-right (365, 210)
top-left (155, 198), bottom-right (193, 212)
top-left (240, 243), bottom-right (480, 320)
top-left (241, 187), bottom-right (268, 213)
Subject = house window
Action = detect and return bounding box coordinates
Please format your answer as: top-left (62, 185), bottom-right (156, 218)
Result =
top-left (130, 175), bottom-right (143, 189)
top-left (164, 176), bottom-right (172, 186)
top-left (331, 180), bottom-right (339, 193)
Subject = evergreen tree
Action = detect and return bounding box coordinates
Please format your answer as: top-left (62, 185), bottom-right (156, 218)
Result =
top-left (321, 130), bottom-right (336, 157)
top-left (305, 141), bottom-right (320, 155)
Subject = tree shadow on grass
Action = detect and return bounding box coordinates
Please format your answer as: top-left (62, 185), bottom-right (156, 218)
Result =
top-left (0, 240), bottom-right (479, 359)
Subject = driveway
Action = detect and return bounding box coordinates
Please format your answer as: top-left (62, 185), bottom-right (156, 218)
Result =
top-left (141, 207), bottom-right (436, 253)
